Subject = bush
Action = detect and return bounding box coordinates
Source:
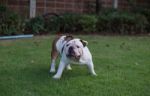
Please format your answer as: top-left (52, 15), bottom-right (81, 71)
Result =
top-left (59, 13), bottom-right (81, 33)
top-left (96, 14), bottom-right (111, 33)
top-left (44, 13), bottom-right (81, 33)
top-left (79, 15), bottom-right (97, 33)
top-left (0, 6), bottom-right (149, 36)
top-left (44, 15), bottom-right (60, 33)
top-left (136, 9), bottom-right (150, 32)
top-left (43, 13), bottom-right (98, 33)
top-left (24, 16), bottom-right (45, 34)
top-left (0, 5), bottom-right (24, 35)
top-left (39, 12), bottom-right (149, 35)
top-left (97, 11), bottom-right (148, 34)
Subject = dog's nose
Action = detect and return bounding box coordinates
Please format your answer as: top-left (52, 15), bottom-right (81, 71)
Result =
top-left (69, 46), bottom-right (73, 50)
top-left (69, 46), bottom-right (74, 54)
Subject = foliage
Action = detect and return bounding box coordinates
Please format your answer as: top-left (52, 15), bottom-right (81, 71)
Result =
top-left (59, 13), bottom-right (81, 33)
top-left (97, 11), bottom-right (148, 34)
top-left (24, 11), bottom-right (149, 35)
top-left (0, 5), bottom-right (24, 35)
top-left (0, 5), bottom-right (150, 35)
top-left (43, 13), bottom-right (81, 34)
top-left (24, 16), bottom-right (45, 34)
top-left (44, 16), bottom-right (60, 33)
top-left (136, 9), bottom-right (150, 32)
top-left (79, 15), bottom-right (97, 32)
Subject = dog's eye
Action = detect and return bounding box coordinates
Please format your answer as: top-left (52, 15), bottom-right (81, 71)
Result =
top-left (66, 44), bottom-right (69, 47)
top-left (77, 45), bottom-right (80, 48)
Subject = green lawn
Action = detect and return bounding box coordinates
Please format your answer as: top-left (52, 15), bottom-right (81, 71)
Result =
top-left (0, 35), bottom-right (150, 96)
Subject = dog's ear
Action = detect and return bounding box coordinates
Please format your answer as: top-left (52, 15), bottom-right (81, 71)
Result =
top-left (80, 39), bottom-right (88, 47)
top-left (65, 35), bottom-right (74, 41)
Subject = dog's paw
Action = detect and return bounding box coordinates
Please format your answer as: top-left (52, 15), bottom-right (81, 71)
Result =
top-left (92, 73), bottom-right (97, 76)
top-left (49, 69), bottom-right (55, 73)
top-left (53, 75), bottom-right (61, 79)
top-left (66, 65), bottom-right (72, 71)
top-left (66, 67), bottom-right (72, 70)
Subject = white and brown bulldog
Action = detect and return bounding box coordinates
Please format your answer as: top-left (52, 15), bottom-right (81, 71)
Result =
top-left (49, 35), bottom-right (97, 79)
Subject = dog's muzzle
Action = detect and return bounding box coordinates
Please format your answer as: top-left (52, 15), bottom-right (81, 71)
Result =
top-left (67, 46), bottom-right (81, 60)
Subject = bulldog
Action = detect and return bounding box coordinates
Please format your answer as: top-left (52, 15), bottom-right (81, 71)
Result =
top-left (49, 35), bottom-right (97, 79)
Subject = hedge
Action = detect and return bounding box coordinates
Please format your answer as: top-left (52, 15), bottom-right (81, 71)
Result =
top-left (97, 11), bottom-right (148, 34)
top-left (0, 5), bottom-right (150, 35)
top-left (0, 5), bottom-right (24, 35)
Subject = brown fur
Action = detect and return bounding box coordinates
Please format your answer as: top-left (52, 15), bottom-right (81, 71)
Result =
top-left (51, 35), bottom-right (74, 61)
top-left (64, 35), bottom-right (74, 41)
top-left (51, 36), bottom-right (60, 61)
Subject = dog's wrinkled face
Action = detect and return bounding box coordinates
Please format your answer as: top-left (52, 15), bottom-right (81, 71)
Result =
top-left (64, 39), bottom-right (87, 60)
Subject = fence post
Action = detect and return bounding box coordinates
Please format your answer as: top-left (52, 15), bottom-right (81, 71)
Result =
top-left (30, 0), bottom-right (36, 18)
top-left (112, 0), bottom-right (118, 9)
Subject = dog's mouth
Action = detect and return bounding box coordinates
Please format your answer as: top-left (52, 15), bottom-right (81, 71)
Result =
top-left (67, 46), bottom-right (81, 61)
top-left (67, 54), bottom-right (81, 61)
top-left (67, 53), bottom-right (80, 57)
top-left (67, 53), bottom-right (81, 61)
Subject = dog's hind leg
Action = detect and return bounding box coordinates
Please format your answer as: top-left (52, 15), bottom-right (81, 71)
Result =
top-left (50, 39), bottom-right (59, 73)
top-left (87, 61), bottom-right (97, 76)
top-left (50, 50), bottom-right (58, 73)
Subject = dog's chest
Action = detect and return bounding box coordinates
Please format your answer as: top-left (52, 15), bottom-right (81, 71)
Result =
top-left (56, 36), bottom-right (66, 54)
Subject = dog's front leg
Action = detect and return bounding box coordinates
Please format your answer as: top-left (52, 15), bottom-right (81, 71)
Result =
top-left (53, 61), bottom-right (66, 79)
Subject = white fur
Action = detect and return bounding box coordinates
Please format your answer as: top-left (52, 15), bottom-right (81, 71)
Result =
top-left (50, 36), bottom-right (97, 79)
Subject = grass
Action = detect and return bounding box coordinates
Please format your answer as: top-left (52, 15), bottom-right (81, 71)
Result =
top-left (0, 35), bottom-right (150, 96)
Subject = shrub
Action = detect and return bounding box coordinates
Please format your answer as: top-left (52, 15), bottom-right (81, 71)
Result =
top-left (44, 15), bottom-right (60, 33)
top-left (44, 13), bottom-right (81, 33)
top-left (79, 15), bottom-right (97, 33)
top-left (45, 12), bottom-right (148, 34)
top-left (97, 11), bottom-right (148, 35)
top-left (96, 14), bottom-right (111, 33)
top-left (137, 9), bottom-right (150, 32)
top-left (59, 13), bottom-right (81, 33)
top-left (133, 14), bottom-right (148, 33)
top-left (0, 5), bottom-right (24, 35)
top-left (24, 16), bottom-right (45, 34)
top-left (0, 6), bottom-right (149, 35)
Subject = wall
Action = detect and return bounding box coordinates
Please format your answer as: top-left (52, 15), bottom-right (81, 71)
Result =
top-left (0, 0), bottom-right (149, 18)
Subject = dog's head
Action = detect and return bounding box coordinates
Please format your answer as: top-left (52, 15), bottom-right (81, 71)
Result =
top-left (64, 36), bottom-right (88, 60)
